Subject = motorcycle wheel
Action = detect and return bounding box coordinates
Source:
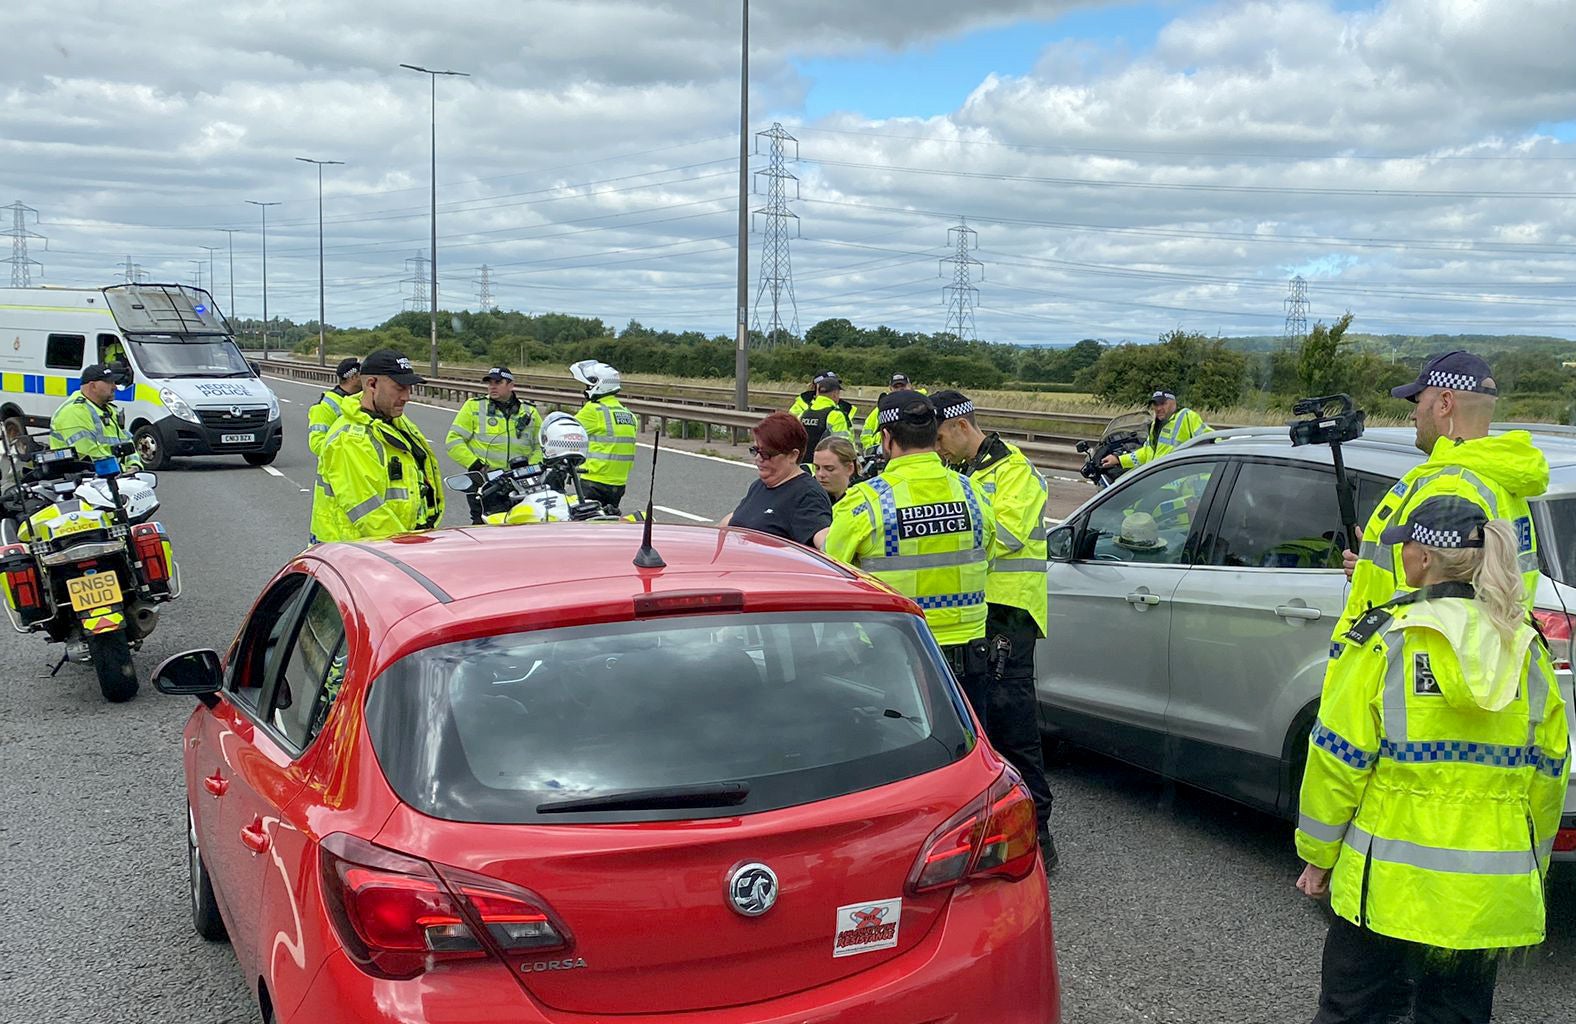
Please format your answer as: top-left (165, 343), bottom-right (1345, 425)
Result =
top-left (88, 631), bottom-right (138, 702)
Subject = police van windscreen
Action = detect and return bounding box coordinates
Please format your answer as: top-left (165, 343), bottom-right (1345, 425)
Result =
top-left (364, 611), bottom-right (972, 824)
top-left (126, 336), bottom-right (252, 378)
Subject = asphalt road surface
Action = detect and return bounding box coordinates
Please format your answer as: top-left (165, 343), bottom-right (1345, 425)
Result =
top-left (0, 377), bottom-right (1570, 1023)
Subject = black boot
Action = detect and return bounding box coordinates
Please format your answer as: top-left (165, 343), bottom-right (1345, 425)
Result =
top-left (1038, 825), bottom-right (1059, 873)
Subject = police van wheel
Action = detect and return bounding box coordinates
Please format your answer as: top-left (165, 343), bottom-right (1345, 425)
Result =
top-left (133, 425), bottom-right (169, 471)
top-left (243, 451), bottom-right (277, 467)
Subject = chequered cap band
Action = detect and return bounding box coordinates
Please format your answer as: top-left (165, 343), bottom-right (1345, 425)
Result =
top-left (1423, 370), bottom-right (1496, 394)
top-left (937, 400), bottom-right (974, 421)
top-left (878, 407), bottom-right (905, 425)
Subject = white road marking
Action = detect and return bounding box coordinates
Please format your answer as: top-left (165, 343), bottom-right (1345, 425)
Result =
top-left (259, 461), bottom-right (310, 492)
top-left (278, 397), bottom-right (292, 403)
top-left (654, 505), bottom-right (710, 522)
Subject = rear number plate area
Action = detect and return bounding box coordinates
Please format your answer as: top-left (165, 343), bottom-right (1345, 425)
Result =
top-left (220, 433), bottom-right (256, 444)
top-left (68, 573), bottom-right (122, 612)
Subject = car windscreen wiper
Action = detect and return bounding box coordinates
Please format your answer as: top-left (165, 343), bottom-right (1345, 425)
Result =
top-left (536, 781), bottom-right (750, 814)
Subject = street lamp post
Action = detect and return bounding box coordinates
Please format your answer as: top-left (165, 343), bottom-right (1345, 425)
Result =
top-left (246, 200), bottom-right (280, 357)
top-left (296, 157), bottom-right (345, 367)
top-left (400, 63), bottom-right (470, 375)
top-left (199, 245), bottom-right (219, 301)
top-left (218, 229), bottom-right (239, 328)
top-left (734, 0), bottom-right (750, 411)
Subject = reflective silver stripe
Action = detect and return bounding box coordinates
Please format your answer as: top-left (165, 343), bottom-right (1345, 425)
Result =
top-left (996, 524), bottom-right (1025, 553)
top-left (1537, 838), bottom-right (1555, 862)
top-left (594, 452), bottom-right (635, 463)
top-left (1297, 812), bottom-right (1349, 844)
top-left (1027, 522), bottom-right (1047, 542)
top-left (1359, 539), bottom-right (1394, 572)
top-left (448, 427), bottom-right (475, 442)
top-left (368, 434), bottom-right (386, 464)
top-left (586, 433), bottom-right (618, 443)
top-left (385, 488), bottom-right (410, 502)
top-left (346, 494), bottom-right (386, 523)
top-left (60, 429), bottom-right (96, 446)
top-left (859, 548), bottom-right (983, 572)
top-left (1382, 641), bottom-right (1408, 743)
top-left (1528, 656), bottom-right (1550, 747)
top-left (990, 558), bottom-right (1047, 573)
top-left (1346, 826), bottom-right (1536, 876)
top-left (315, 476), bottom-right (335, 497)
top-left (1519, 551), bottom-right (1540, 574)
top-left (308, 424), bottom-right (330, 434)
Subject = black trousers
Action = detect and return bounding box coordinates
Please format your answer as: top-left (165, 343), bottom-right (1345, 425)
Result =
top-left (1313, 915), bottom-right (1499, 1024)
top-left (580, 480), bottom-right (625, 513)
top-left (983, 603), bottom-right (1053, 831)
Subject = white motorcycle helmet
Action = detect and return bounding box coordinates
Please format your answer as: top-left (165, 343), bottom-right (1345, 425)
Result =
top-left (570, 359), bottom-right (621, 399)
top-left (540, 411), bottom-right (590, 462)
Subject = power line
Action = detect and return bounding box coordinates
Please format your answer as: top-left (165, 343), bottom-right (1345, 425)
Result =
top-left (750, 123), bottom-right (801, 346)
top-left (2, 201), bottom-right (46, 287)
top-left (940, 217), bottom-right (982, 342)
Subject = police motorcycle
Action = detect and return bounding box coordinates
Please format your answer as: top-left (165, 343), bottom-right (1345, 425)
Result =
top-left (1075, 409), bottom-right (1152, 489)
top-left (444, 412), bottom-right (626, 525)
top-left (0, 439), bottom-right (178, 702)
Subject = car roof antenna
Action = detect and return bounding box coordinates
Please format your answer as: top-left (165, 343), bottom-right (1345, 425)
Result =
top-left (633, 429), bottom-right (665, 569)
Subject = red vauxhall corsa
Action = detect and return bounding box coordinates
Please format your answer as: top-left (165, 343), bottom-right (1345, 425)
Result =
top-left (157, 524), bottom-right (1059, 1023)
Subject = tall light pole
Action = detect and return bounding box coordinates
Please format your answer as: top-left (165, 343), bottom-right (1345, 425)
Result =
top-left (734, 0), bottom-right (750, 411)
top-left (189, 260), bottom-right (204, 289)
top-left (400, 63), bottom-right (470, 375)
top-left (218, 229), bottom-right (239, 327)
top-left (246, 200), bottom-right (280, 356)
top-left (296, 157), bottom-right (345, 367)
top-left (199, 245), bottom-right (219, 300)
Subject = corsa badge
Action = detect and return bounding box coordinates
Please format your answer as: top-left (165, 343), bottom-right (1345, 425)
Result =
top-left (833, 898), bottom-right (901, 957)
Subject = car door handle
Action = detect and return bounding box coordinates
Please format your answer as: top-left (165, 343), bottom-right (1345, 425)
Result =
top-left (1275, 605), bottom-right (1323, 621)
top-left (1125, 592), bottom-right (1161, 606)
top-left (203, 772), bottom-right (229, 797)
top-left (239, 819), bottom-right (270, 855)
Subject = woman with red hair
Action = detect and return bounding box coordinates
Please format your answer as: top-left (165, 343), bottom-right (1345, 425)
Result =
top-left (718, 411), bottom-right (832, 545)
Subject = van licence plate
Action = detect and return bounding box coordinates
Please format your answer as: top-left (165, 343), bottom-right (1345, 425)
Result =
top-left (220, 433), bottom-right (255, 444)
top-left (68, 573), bottom-right (122, 612)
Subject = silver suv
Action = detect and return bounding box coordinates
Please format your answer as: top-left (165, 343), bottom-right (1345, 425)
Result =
top-left (1037, 425), bottom-right (1576, 860)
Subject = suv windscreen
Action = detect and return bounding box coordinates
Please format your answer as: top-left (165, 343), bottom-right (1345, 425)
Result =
top-left (365, 611), bottom-right (970, 824)
top-left (126, 335), bottom-right (251, 378)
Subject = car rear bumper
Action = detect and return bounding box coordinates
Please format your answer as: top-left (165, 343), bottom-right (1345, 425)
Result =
top-left (285, 874), bottom-right (1059, 1023)
top-left (150, 414), bottom-right (281, 457)
top-left (1554, 813), bottom-right (1576, 863)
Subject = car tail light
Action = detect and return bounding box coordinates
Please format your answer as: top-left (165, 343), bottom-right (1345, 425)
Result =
top-left (1532, 608), bottom-right (1574, 669)
top-left (907, 772), bottom-right (1040, 894)
top-left (1555, 829), bottom-right (1576, 854)
top-left (0, 543), bottom-right (44, 612)
top-left (319, 833), bottom-right (569, 980)
top-left (633, 590), bottom-right (744, 617)
top-left (130, 523), bottom-right (171, 585)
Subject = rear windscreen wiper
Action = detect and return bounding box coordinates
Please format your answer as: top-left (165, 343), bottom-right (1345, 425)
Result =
top-left (536, 781), bottom-right (750, 814)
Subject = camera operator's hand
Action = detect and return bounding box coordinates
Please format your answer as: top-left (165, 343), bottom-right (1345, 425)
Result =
top-left (1343, 548), bottom-right (1358, 580)
top-left (1100, 454), bottom-right (1119, 470)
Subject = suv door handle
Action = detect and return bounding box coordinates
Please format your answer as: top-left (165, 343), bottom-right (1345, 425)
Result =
top-left (1275, 605), bottom-right (1323, 621)
top-left (203, 772), bottom-right (229, 797)
top-left (1125, 592), bottom-right (1161, 606)
top-left (239, 819), bottom-right (270, 855)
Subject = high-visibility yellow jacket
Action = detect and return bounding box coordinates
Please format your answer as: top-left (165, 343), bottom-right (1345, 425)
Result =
top-left (446, 395), bottom-right (541, 470)
top-left (574, 396), bottom-right (638, 486)
top-left (860, 388), bottom-right (927, 449)
top-left (49, 392), bottom-right (142, 469)
top-left (964, 434), bottom-right (1048, 635)
top-left (307, 387), bottom-right (353, 458)
top-left (1297, 587), bottom-right (1569, 950)
top-left (825, 451), bottom-right (996, 646)
top-left (799, 395), bottom-right (852, 455)
top-left (311, 402), bottom-right (444, 543)
top-left (1118, 407), bottom-right (1211, 469)
top-left (1335, 432), bottom-right (1548, 640)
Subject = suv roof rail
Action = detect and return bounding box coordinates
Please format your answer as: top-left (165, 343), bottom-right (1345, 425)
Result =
top-left (1492, 421), bottom-right (1576, 439)
top-left (1179, 425), bottom-right (1421, 456)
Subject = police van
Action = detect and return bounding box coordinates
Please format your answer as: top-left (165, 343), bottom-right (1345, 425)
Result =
top-left (0, 283), bottom-right (282, 469)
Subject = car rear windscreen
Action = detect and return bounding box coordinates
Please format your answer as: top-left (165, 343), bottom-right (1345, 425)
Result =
top-left (364, 612), bottom-right (972, 823)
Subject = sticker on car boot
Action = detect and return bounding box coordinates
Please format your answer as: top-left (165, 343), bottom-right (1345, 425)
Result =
top-left (833, 898), bottom-right (902, 957)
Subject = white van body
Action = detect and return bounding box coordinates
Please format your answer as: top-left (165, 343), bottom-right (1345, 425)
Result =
top-left (0, 284), bottom-right (282, 468)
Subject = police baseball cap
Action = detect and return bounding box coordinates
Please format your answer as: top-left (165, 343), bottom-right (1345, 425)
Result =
top-left (890, 372), bottom-right (911, 387)
top-left (877, 390), bottom-right (936, 427)
top-left (814, 371), bottom-right (842, 390)
top-left (1379, 495), bottom-right (1487, 548)
top-left (482, 366), bottom-right (514, 382)
top-left (930, 389), bottom-right (975, 423)
top-left (360, 348), bottom-right (425, 386)
top-left (335, 357), bottom-right (361, 380)
top-left (80, 363), bottom-right (116, 384)
top-left (1390, 350), bottom-right (1498, 402)
top-left (1148, 390), bottom-right (1177, 405)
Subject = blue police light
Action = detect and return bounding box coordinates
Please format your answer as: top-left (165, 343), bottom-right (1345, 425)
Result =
top-left (94, 457), bottom-right (122, 478)
top-left (194, 303), bottom-right (208, 315)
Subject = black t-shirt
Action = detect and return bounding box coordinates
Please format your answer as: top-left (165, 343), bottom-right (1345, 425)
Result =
top-left (729, 472), bottom-right (832, 545)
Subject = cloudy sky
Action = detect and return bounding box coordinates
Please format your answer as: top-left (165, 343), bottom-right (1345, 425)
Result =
top-left (3, 0), bottom-right (1575, 345)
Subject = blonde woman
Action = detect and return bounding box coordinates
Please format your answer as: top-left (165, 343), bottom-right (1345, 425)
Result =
top-left (1296, 495), bottom-right (1569, 1024)
top-left (812, 435), bottom-right (859, 506)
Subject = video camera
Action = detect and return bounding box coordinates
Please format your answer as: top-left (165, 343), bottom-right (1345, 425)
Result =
top-left (1289, 393), bottom-right (1365, 449)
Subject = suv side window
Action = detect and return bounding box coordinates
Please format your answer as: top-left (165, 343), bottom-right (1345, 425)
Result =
top-left (269, 586), bottom-right (348, 750)
top-left (230, 574), bottom-right (310, 709)
top-left (1081, 460), bottom-right (1218, 565)
top-left (1206, 460), bottom-right (1376, 569)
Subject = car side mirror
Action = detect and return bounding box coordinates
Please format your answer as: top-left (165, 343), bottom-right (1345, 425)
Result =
top-left (248, 361), bottom-right (262, 377)
top-left (153, 649), bottom-right (223, 705)
top-left (1047, 524), bottom-right (1074, 562)
top-left (443, 472), bottom-right (480, 493)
